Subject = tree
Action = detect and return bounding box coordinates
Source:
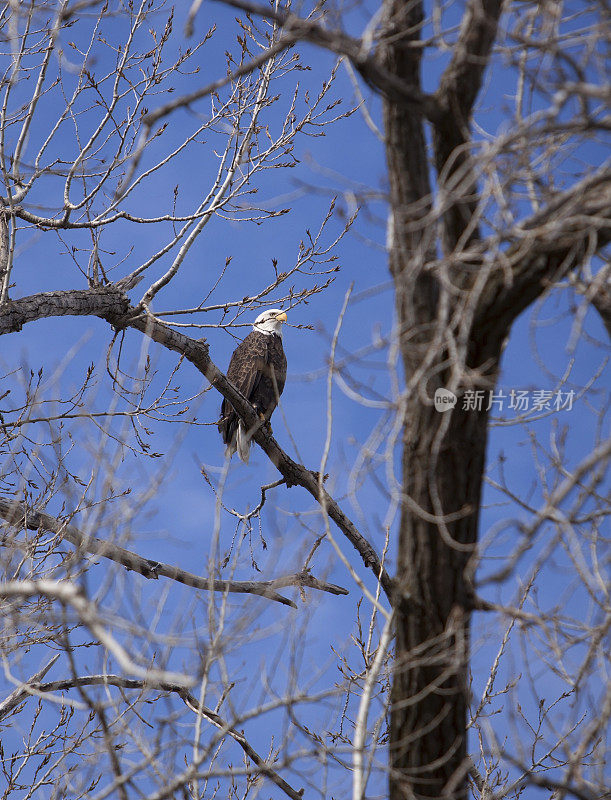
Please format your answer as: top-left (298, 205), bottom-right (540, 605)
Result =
top-left (0, 2), bottom-right (609, 799)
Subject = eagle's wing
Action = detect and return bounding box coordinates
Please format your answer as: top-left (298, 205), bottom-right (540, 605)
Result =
top-left (220, 331), bottom-right (268, 420)
top-left (218, 332), bottom-right (286, 461)
top-left (267, 333), bottom-right (287, 400)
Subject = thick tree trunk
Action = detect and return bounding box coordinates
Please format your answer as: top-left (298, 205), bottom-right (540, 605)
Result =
top-left (382, 1), bottom-right (502, 796)
top-left (390, 399), bottom-right (494, 800)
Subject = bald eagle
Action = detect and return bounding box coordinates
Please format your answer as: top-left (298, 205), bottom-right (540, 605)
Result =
top-left (218, 309), bottom-right (288, 462)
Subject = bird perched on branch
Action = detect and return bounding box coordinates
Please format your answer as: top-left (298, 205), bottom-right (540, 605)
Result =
top-left (218, 309), bottom-right (288, 463)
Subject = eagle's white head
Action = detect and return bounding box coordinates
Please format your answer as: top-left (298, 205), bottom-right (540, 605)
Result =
top-left (253, 308), bottom-right (288, 336)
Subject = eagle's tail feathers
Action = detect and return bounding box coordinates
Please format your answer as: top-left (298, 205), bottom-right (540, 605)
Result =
top-left (236, 422), bottom-right (251, 464)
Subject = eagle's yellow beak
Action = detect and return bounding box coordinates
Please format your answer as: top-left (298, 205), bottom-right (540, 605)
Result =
top-left (275, 312), bottom-right (288, 322)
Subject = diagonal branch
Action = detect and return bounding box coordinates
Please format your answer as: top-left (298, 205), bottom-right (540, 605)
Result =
top-left (0, 673), bottom-right (304, 800)
top-left (435, 0), bottom-right (505, 122)
top-left (0, 287), bottom-right (392, 602)
top-left (473, 165), bottom-right (611, 356)
top-left (0, 579), bottom-right (193, 687)
top-left (0, 654), bottom-right (60, 719)
top-left (141, 35), bottom-right (292, 129)
top-left (177, 0), bottom-right (440, 121)
top-left (0, 497), bottom-right (349, 607)
top-left (571, 269), bottom-right (611, 339)
top-left (432, 0), bottom-right (505, 252)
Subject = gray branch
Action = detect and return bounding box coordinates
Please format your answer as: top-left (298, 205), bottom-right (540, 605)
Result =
top-left (473, 166), bottom-right (611, 357)
top-left (0, 672), bottom-right (304, 800)
top-left (200, 0), bottom-right (440, 120)
top-left (0, 286), bottom-right (131, 335)
top-left (432, 0), bottom-right (505, 252)
top-left (435, 0), bottom-right (505, 122)
top-left (0, 497), bottom-right (347, 607)
top-left (590, 283), bottom-right (611, 336)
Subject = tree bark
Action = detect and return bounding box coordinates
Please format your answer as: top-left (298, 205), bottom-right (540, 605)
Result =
top-left (382, 2), bottom-right (504, 798)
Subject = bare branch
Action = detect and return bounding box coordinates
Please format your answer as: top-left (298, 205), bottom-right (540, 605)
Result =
top-left (435, 0), bottom-right (505, 122)
top-left (0, 497), bottom-right (309, 608)
top-left (568, 257), bottom-right (611, 339)
top-left (473, 165), bottom-right (611, 353)
top-left (353, 613), bottom-right (394, 800)
top-left (201, 0), bottom-right (440, 119)
top-left (0, 286), bottom-right (131, 335)
top-left (0, 580), bottom-right (193, 687)
top-left (432, 0), bottom-right (505, 251)
top-left (141, 37), bottom-right (294, 130)
top-left (0, 654), bottom-right (60, 720)
top-left (0, 673), bottom-right (305, 800)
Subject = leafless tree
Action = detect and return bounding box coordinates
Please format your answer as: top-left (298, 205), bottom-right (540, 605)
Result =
top-left (0, 2), bottom-right (609, 800)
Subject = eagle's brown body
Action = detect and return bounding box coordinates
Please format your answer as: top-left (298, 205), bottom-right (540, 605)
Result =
top-left (218, 329), bottom-right (287, 461)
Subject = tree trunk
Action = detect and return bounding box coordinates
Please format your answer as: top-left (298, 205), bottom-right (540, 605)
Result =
top-left (382, 1), bottom-right (502, 796)
top-left (390, 398), bottom-right (494, 799)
